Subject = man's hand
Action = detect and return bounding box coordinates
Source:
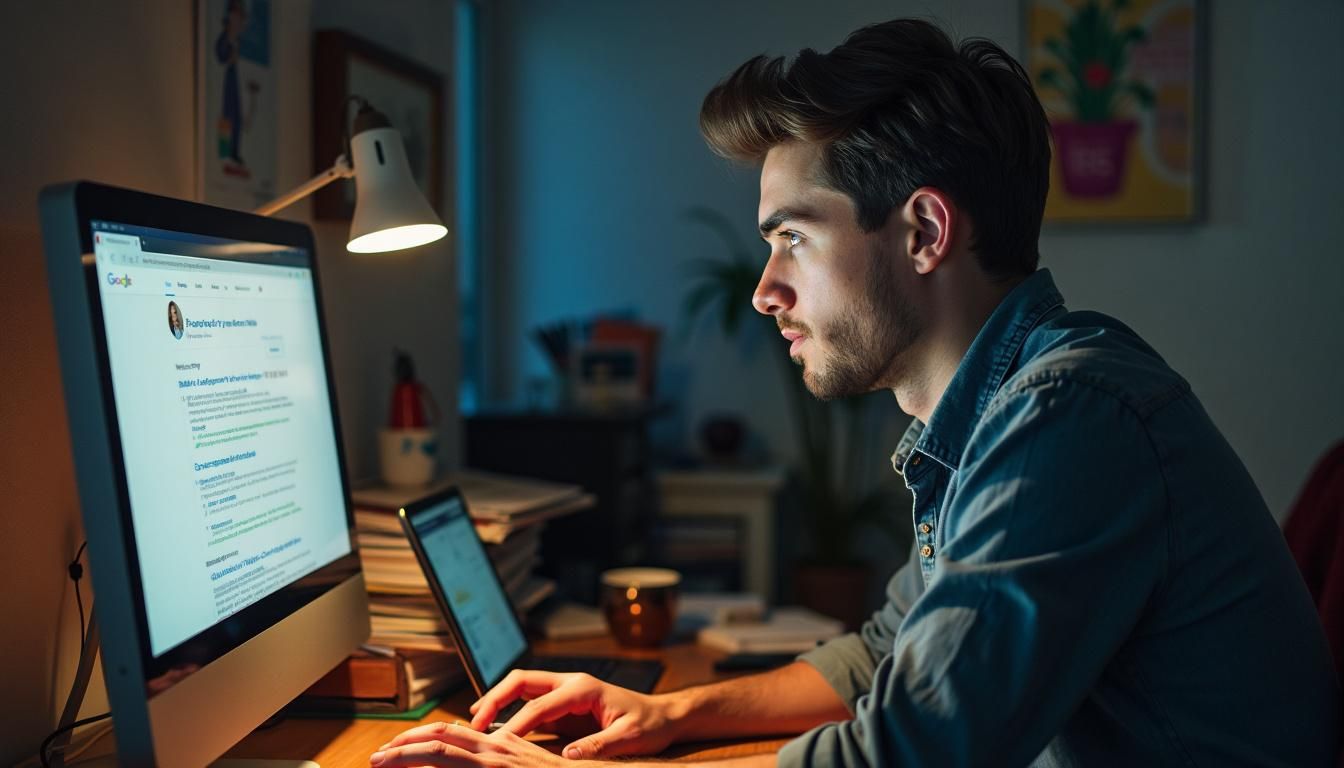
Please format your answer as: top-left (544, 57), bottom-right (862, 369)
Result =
top-left (370, 721), bottom-right (566, 767)
top-left (469, 670), bottom-right (680, 759)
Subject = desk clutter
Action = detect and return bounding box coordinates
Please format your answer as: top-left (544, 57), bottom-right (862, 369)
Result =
top-left (678, 594), bottom-right (845, 654)
top-left (292, 470), bottom-right (593, 714)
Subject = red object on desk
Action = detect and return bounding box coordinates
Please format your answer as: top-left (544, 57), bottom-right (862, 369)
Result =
top-left (388, 350), bottom-right (438, 428)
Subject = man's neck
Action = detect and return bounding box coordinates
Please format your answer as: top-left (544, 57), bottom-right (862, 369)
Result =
top-left (891, 276), bottom-right (1021, 424)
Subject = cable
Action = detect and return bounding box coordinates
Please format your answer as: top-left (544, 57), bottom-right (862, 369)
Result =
top-left (69, 542), bottom-right (87, 642)
top-left (51, 719), bottom-right (114, 765)
top-left (39, 713), bottom-right (111, 768)
top-left (42, 541), bottom-right (101, 768)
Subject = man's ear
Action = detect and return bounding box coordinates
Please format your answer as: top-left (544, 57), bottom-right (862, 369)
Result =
top-left (901, 187), bottom-right (956, 275)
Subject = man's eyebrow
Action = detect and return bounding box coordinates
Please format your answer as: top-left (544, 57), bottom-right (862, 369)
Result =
top-left (758, 207), bottom-right (821, 239)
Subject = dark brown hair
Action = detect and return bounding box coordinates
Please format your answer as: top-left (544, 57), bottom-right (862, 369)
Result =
top-left (700, 19), bottom-right (1050, 279)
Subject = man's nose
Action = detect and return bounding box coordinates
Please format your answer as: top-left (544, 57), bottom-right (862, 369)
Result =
top-left (752, 254), bottom-right (795, 316)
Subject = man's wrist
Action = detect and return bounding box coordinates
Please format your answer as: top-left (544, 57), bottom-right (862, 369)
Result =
top-left (654, 687), bottom-right (700, 744)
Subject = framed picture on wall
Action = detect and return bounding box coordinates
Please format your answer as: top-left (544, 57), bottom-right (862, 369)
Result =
top-left (196, 0), bottom-right (279, 210)
top-left (313, 30), bottom-right (445, 220)
top-left (1024, 0), bottom-right (1203, 223)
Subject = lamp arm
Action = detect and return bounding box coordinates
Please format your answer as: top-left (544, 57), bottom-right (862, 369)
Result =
top-left (253, 154), bottom-right (354, 217)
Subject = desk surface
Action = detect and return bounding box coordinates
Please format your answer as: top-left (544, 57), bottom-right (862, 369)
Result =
top-left (225, 636), bottom-right (792, 767)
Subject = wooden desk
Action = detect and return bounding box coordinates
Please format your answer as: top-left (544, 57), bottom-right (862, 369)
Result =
top-left (225, 636), bottom-right (792, 767)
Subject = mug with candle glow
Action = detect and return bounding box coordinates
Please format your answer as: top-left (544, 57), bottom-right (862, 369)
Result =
top-left (600, 567), bottom-right (680, 647)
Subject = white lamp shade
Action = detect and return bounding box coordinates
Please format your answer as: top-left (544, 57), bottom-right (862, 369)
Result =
top-left (347, 126), bottom-right (448, 253)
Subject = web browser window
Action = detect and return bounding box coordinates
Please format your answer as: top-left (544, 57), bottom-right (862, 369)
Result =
top-left (92, 222), bottom-right (350, 657)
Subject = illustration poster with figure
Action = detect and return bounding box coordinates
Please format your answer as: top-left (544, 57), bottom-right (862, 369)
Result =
top-left (1026, 0), bottom-right (1200, 222)
top-left (198, 0), bottom-right (277, 211)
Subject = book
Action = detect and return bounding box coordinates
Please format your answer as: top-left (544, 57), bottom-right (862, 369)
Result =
top-left (536, 602), bottom-right (610, 640)
top-left (350, 470), bottom-right (581, 651)
top-left (353, 469), bottom-right (585, 519)
top-left (354, 493), bottom-right (593, 544)
top-left (677, 592), bottom-right (767, 628)
top-left (696, 607), bottom-right (845, 654)
top-left (296, 648), bottom-right (466, 713)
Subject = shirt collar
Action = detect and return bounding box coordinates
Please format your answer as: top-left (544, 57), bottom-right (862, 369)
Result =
top-left (892, 268), bottom-right (1065, 476)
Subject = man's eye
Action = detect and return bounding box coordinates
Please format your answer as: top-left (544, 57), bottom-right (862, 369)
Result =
top-left (784, 231), bottom-right (802, 247)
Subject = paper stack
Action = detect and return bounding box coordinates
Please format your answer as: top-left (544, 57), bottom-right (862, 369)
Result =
top-left (297, 470), bottom-right (591, 713)
top-left (696, 607), bottom-right (845, 654)
top-left (352, 469), bottom-right (594, 651)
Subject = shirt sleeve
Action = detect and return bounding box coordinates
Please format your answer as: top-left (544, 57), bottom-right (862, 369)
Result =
top-left (779, 378), bottom-right (1169, 768)
top-left (797, 540), bottom-right (926, 711)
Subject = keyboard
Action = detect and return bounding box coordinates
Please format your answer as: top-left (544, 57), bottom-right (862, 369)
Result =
top-left (529, 654), bottom-right (664, 693)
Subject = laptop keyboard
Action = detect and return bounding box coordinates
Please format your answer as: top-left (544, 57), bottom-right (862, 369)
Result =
top-left (531, 655), bottom-right (664, 693)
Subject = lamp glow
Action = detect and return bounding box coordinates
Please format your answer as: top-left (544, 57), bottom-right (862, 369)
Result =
top-left (347, 223), bottom-right (449, 253)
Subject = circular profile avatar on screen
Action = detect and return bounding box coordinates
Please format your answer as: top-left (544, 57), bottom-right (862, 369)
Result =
top-left (168, 301), bottom-right (185, 340)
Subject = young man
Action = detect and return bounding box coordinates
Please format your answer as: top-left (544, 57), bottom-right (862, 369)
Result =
top-left (371, 19), bottom-right (1340, 768)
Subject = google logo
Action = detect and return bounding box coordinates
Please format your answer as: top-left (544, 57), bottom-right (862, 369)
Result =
top-left (106, 273), bottom-right (132, 287)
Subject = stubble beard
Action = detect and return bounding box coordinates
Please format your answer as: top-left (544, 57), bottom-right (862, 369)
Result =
top-left (796, 250), bottom-right (920, 401)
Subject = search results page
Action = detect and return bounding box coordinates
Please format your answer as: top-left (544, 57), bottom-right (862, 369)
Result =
top-left (92, 225), bottom-right (350, 656)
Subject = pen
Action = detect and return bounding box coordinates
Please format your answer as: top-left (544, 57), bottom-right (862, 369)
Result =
top-left (455, 719), bottom-right (507, 732)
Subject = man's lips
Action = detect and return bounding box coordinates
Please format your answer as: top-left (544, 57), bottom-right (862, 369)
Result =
top-left (780, 329), bottom-right (806, 355)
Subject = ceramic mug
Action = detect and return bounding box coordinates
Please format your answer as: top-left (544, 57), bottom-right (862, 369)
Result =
top-left (378, 427), bottom-right (438, 487)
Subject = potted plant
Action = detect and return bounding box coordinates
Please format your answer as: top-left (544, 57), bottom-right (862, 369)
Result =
top-left (1037, 0), bottom-right (1155, 198)
top-left (680, 208), bottom-right (905, 627)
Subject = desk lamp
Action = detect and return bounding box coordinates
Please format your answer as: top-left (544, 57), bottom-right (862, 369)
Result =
top-left (255, 96), bottom-right (448, 253)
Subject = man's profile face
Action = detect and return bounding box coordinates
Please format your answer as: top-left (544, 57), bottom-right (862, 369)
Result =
top-left (752, 141), bottom-right (922, 399)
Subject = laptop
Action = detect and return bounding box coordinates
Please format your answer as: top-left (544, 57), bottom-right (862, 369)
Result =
top-left (397, 486), bottom-right (663, 709)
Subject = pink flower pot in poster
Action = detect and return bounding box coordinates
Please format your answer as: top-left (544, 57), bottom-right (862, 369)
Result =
top-left (1051, 119), bottom-right (1138, 198)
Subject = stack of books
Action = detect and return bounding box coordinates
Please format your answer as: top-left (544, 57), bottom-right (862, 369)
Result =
top-left (295, 470), bottom-right (592, 714)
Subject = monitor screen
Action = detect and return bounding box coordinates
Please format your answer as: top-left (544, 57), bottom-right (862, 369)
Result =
top-left (410, 494), bottom-right (527, 687)
top-left (90, 220), bottom-right (352, 658)
top-left (43, 182), bottom-right (368, 764)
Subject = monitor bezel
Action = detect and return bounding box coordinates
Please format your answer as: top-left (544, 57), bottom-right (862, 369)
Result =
top-left (43, 181), bottom-right (362, 690)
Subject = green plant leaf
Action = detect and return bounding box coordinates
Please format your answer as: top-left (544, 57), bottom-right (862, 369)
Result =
top-left (1044, 38), bottom-right (1075, 73)
top-left (1127, 80), bottom-right (1156, 108)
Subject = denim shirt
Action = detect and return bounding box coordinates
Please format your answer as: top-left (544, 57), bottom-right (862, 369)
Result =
top-left (781, 269), bottom-right (1340, 768)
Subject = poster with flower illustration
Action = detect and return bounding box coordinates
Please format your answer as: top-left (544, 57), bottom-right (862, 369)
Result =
top-left (1026, 0), bottom-right (1201, 222)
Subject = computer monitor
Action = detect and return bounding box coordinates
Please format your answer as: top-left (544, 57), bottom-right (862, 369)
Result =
top-left (40, 181), bottom-right (370, 766)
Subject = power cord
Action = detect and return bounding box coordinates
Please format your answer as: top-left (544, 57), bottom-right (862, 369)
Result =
top-left (69, 541), bottom-right (87, 642)
top-left (39, 713), bottom-right (112, 768)
top-left (39, 541), bottom-right (110, 768)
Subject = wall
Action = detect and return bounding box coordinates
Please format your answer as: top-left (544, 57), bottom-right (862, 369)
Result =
top-left (487, 0), bottom-right (1344, 522)
top-left (0, 1), bottom-right (457, 762)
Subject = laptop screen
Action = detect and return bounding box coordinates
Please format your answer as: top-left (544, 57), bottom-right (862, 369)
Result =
top-left (409, 494), bottom-right (527, 687)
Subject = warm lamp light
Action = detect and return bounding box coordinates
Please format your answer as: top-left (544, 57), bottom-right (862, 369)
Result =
top-left (255, 98), bottom-right (447, 253)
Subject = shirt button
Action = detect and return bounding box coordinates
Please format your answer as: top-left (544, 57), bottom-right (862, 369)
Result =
top-left (920, 545), bottom-right (933, 558)
top-left (919, 523), bottom-right (932, 535)
top-left (911, 455), bottom-right (922, 466)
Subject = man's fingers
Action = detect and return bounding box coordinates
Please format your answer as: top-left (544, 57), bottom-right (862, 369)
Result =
top-left (497, 686), bottom-right (597, 738)
top-left (371, 739), bottom-right (475, 767)
top-left (469, 669), bottom-right (566, 730)
top-left (376, 721), bottom-right (486, 752)
top-left (562, 717), bottom-right (641, 760)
